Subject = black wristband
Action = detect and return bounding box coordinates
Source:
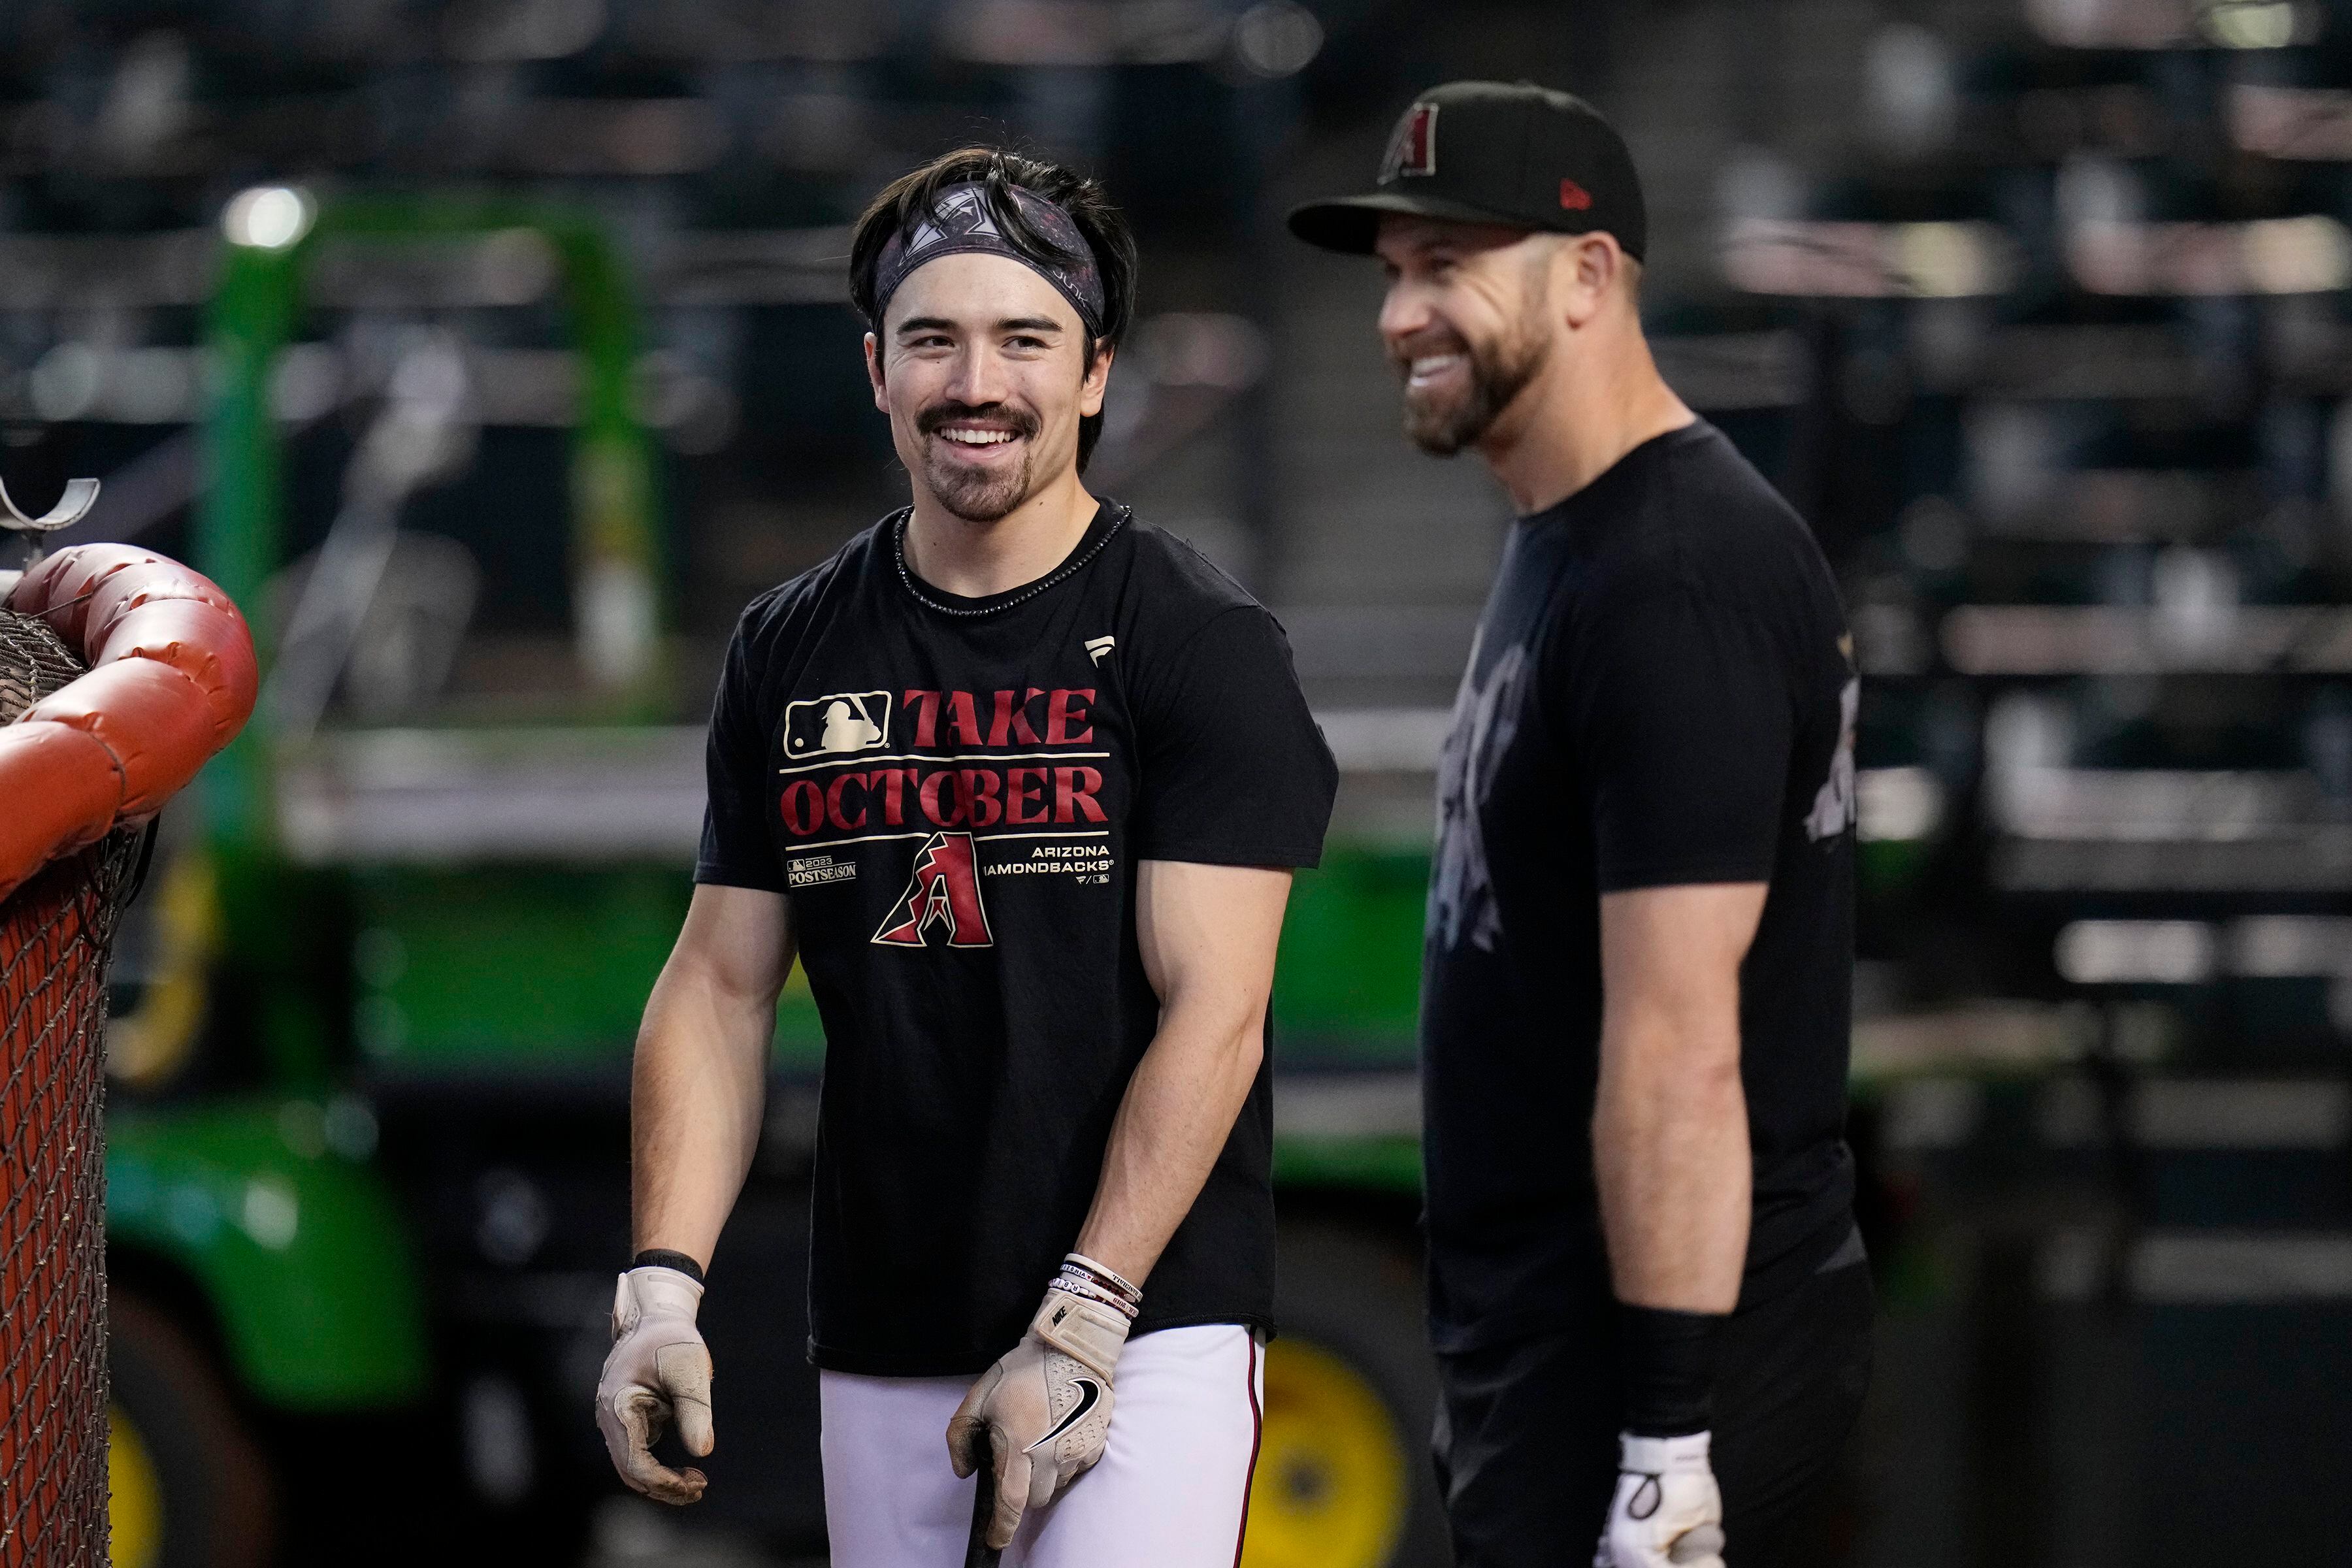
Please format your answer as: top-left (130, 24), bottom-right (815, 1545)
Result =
top-left (632, 1248), bottom-right (706, 1285)
top-left (1618, 1303), bottom-right (1725, 1437)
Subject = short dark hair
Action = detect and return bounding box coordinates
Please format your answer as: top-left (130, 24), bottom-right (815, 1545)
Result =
top-left (849, 146), bottom-right (1139, 472)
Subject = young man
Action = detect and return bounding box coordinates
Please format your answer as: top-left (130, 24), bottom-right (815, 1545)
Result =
top-left (1292, 82), bottom-right (1872, 1568)
top-left (596, 148), bottom-right (1335, 1565)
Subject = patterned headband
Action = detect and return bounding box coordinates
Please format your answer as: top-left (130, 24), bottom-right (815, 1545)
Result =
top-left (871, 182), bottom-right (1107, 338)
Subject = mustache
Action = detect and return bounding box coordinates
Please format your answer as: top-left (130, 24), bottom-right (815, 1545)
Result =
top-left (916, 400), bottom-right (1041, 438)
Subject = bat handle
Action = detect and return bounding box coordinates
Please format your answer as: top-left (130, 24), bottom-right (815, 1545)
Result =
top-left (964, 1431), bottom-right (1003, 1568)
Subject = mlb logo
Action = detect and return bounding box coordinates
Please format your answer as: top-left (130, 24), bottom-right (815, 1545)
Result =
top-left (783, 691), bottom-right (891, 759)
top-left (1381, 103), bottom-right (1438, 182)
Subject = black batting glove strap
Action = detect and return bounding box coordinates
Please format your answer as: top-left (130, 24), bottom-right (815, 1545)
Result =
top-left (1617, 1303), bottom-right (1725, 1438)
top-left (632, 1248), bottom-right (707, 1285)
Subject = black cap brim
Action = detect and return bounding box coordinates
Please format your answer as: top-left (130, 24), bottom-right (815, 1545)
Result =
top-left (1286, 191), bottom-right (1539, 254)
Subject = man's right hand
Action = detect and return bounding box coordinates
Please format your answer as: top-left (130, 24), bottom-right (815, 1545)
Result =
top-left (595, 1265), bottom-right (714, 1504)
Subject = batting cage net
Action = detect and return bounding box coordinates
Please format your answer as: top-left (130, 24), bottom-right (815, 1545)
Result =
top-left (0, 605), bottom-right (143, 1568)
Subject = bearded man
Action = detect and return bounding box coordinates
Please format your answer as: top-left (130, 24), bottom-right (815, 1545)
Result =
top-left (1292, 82), bottom-right (1874, 1568)
top-left (596, 147), bottom-right (1336, 1566)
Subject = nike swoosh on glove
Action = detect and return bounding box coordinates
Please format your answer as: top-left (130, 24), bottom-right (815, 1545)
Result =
top-left (1594, 1431), bottom-right (1727, 1568)
top-left (595, 1265), bottom-right (714, 1505)
top-left (945, 1286), bottom-right (1132, 1549)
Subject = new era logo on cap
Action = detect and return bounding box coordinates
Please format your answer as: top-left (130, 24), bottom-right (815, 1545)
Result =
top-left (1560, 178), bottom-right (1592, 210)
top-left (1381, 103), bottom-right (1438, 181)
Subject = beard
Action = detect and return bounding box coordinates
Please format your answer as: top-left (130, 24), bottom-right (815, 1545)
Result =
top-left (1394, 319), bottom-right (1549, 457)
top-left (915, 399), bottom-right (1045, 523)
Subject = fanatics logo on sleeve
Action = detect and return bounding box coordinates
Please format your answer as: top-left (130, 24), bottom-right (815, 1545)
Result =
top-left (784, 692), bottom-right (890, 759)
top-left (1083, 635), bottom-right (1115, 665)
top-left (1380, 103), bottom-right (1438, 182)
top-left (874, 832), bottom-right (995, 947)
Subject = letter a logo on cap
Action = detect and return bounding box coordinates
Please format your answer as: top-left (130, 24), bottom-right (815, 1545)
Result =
top-left (1380, 103), bottom-right (1438, 182)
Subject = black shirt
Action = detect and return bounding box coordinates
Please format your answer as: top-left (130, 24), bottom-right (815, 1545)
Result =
top-left (698, 502), bottom-right (1337, 1375)
top-left (1419, 421), bottom-right (1858, 1356)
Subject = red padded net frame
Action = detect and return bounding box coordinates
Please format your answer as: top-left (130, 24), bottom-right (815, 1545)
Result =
top-left (0, 609), bottom-right (140, 1568)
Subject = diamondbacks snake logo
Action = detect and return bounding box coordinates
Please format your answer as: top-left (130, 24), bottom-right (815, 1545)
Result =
top-left (1805, 675), bottom-right (1860, 844)
top-left (1428, 638), bottom-right (1529, 953)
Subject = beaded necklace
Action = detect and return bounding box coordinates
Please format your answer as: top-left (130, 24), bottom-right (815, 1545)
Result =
top-left (890, 503), bottom-right (1128, 618)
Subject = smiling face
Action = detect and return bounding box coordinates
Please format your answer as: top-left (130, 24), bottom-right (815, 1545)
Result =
top-left (866, 252), bottom-right (1110, 523)
top-left (1373, 216), bottom-right (1561, 457)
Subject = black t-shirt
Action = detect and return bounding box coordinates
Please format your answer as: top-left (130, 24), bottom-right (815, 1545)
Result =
top-left (1419, 421), bottom-right (1859, 1356)
top-left (698, 502), bottom-right (1337, 1375)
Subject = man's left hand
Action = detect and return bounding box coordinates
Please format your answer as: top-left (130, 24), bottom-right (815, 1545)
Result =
top-left (1593, 1431), bottom-right (1726, 1568)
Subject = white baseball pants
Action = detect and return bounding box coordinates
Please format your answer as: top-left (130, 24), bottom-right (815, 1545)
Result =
top-left (819, 1324), bottom-right (1264, 1567)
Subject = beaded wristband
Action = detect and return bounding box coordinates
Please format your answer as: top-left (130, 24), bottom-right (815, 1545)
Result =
top-left (1053, 1273), bottom-right (1139, 1320)
top-left (1056, 1266), bottom-right (1139, 1316)
top-left (1062, 1252), bottom-right (1142, 1305)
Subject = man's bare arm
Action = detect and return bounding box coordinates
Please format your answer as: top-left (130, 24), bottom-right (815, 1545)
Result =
top-left (1593, 882), bottom-right (1767, 1313)
top-left (1072, 860), bottom-right (1292, 1284)
top-left (632, 883), bottom-right (796, 1267)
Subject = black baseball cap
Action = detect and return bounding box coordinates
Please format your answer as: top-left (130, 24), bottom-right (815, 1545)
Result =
top-left (1288, 80), bottom-right (1647, 261)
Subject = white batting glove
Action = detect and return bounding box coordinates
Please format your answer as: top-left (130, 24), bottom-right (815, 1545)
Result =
top-left (945, 1286), bottom-right (1132, 1549)
top-left (1594, 1431), bottom-right (1727, 1568)
top-left (594, 1266), bottom-right (714, 1505)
